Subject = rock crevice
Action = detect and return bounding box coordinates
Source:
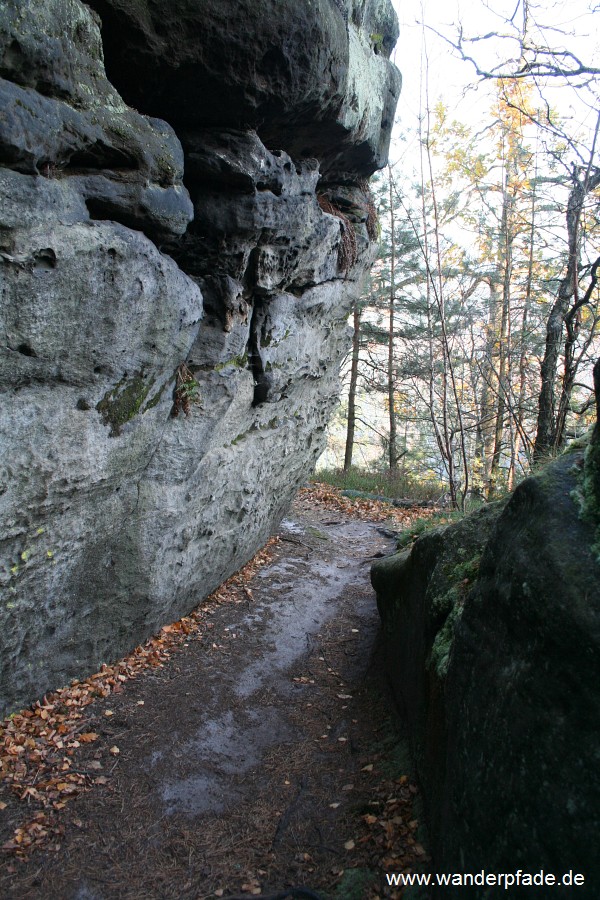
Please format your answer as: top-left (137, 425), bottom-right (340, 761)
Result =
top-left (0, 0), bottom-right (400, 713)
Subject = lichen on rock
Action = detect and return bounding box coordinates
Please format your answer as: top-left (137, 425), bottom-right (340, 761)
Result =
top-left (0, 0), bottom-right (400, 712)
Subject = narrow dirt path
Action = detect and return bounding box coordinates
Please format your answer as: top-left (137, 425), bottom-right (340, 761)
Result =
top-left (1, 491), bottom-right (428, 899)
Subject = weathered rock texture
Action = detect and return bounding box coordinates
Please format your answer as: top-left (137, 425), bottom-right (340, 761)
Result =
top-left (0, 0), bottom-right (400, 713)
top-left (373, 442), bottom-right (600, 898)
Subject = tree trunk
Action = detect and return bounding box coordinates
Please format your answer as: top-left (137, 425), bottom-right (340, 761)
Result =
top-left (478, 279), bottom-right (500, 493)
top-left (534, 140), bottom-right (600, 461)
top-left (508, 166), bottom-right (537, 490)
top-left (387, 168), bottom-right (398, 474)
top-left (490, 179), bottom-right (514, 491)
top-left (554, 254), bottom-right (600, 448)
top-left (343, 301), bottom-right (361, 471)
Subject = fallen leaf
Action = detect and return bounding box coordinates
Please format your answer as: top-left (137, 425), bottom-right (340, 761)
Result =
top-left (78, 732), bottom-right (98, 743)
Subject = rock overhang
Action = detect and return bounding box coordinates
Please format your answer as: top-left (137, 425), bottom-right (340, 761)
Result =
top-left (0, 0), bottom-right (400, 713)
top-left (83, 0), bottom-right (401, 179)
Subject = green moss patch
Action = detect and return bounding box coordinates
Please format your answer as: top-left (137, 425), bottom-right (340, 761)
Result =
top-left (329, 867), bottom-right (378, 899)
top-left (580, 429), bottom-right (600, 558)
top-left (214, 353), bottom-right (248, 372)
top-left (96, 371), bottom-right (157, 437)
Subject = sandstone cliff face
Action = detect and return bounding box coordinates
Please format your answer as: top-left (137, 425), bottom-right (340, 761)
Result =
top-left (0, 0), bottom-right (400, 713)
top-left (373, 442), bottom-right (600, 897)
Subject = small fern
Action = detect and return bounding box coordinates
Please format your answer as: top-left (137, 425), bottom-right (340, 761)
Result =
top-left (172, 363), bottom-right (200, 418)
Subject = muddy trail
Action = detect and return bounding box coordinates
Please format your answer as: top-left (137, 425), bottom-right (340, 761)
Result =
top-left (0, 488), bottom-right (430, 900)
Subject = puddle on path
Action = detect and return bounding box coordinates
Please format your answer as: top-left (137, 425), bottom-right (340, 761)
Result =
top-left (162, 707), bottom-right (295, 815)
top-left (0, 503), bottom-right (407, 900)
top-left (156, 515), bottom-right (389, 817)
top-left (234, 556), bottom-right (370, 699)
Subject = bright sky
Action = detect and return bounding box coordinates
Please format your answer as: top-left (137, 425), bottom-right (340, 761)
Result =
top-left (389, 0), bottom-right (600, 161)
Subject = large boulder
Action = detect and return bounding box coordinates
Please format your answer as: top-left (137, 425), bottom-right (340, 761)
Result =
top-left (373, 445), bottom-right (600, 897)
top-left (0, 0), bottom-right (400, 713)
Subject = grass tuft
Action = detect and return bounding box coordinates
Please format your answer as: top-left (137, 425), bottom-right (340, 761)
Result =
top-left (312, 466), bottom-right (444, 503)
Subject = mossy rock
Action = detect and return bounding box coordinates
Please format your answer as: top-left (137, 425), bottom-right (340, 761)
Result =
top-left (96, 371), bottom-right (157, 436)
top-left (579, 424), bottom-right (600, 557)
top-left (374, 450), bottom-right (600, 897)
top-left (329, 867), bottom-right (378, 900)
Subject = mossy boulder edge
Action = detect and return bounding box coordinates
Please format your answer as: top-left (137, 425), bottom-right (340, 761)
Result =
top-left (373, 451), bottom-right (600, 897)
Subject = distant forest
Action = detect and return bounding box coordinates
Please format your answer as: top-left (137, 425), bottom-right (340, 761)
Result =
top-left (330, 0), bottom-right (600, 509)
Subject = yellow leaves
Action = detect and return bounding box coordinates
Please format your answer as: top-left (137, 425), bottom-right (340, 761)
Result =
top-left (298, 484), bottom-right (435, 531)
top-left (54, 782), bottom-right (73, 793)
top-left (580, 303), bottom-right (595, 327)
top-left (2, 811), bottom-right (56, 855)
top-left (1, 530), bottom-right (281, 860)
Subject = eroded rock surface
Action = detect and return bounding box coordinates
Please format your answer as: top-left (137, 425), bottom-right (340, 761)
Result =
top-left (0, 0), bottom-right (400, 712)
top-left (85, 0), bottom-right (401, 179)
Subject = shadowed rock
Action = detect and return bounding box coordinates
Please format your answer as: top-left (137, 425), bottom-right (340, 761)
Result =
top-left (84, 0), bottom-right (401, 179)
top-left (373, 445), bottom-right (600, 897)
